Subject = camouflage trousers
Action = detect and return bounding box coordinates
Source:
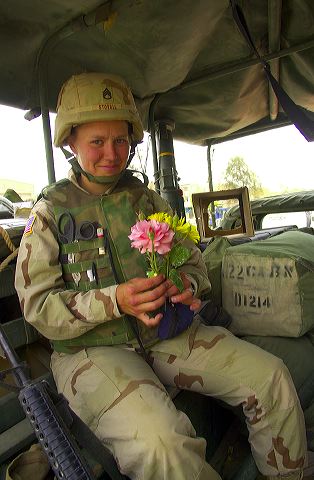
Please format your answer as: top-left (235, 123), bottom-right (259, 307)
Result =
top-left (51, 324), bottom-right (307, 480)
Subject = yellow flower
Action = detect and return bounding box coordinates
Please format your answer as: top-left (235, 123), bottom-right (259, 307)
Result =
top-left (188, 224), bottom-right (200, 243)
top-left (171, 214), bottom-right (180, 230)
top-left (148, 212), bottom-right (172, 225)
top-left (147, 212), bottom-right (200, 243)
top-left (176, 221), bottom-right (200, 244)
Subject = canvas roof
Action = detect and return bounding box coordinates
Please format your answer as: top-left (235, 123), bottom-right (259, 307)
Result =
top-left (1, 0), bottom-right (314, 145)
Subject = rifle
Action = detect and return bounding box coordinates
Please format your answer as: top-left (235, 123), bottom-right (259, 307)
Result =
top-left (0, 323), bottom-right (126, 480)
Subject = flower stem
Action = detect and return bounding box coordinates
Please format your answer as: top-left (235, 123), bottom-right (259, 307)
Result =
top-left (165, 253), bottom-right (170, 278)
top-left (151, 239), bottom-right (159, 274)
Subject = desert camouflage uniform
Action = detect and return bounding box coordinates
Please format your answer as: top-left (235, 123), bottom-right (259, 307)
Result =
top-left (15, 169), bottom-right (307, 480)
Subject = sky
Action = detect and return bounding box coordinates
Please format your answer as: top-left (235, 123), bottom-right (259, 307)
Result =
top-left (1, 104), bottom-right (314, 197)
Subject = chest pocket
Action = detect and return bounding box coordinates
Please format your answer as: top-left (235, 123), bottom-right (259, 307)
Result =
top-left (59, 238), bottom-right (115, 291)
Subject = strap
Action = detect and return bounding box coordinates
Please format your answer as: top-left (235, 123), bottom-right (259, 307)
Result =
top-left (60, 146), bottom-right (74, 160)
top-left (62, 256), bottom-right (109, 274)
top-left (230, 0), bottom-right (314, 142)
top-left (127, 169), bottom-right (149, 187)
top-left (60, 238), bottom-right (104, 254)
top-left (104, 231), bottom-right (150, 363)
top-left (0, 226), bottom-right (19, 272)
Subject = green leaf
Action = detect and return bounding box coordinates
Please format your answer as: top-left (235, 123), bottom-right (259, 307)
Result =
top-left (137, 210), bottom-right (146, 221)
top-left (169, 244), bottom-right (191, 268)
top-left (159, 262), bottom-right (168, 276)
top-left (169, 269), bottom-right (184, 292)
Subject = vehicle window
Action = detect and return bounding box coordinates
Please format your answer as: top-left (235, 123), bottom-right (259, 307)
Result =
top-left (0, 106), bottom-right (68, 201)
top-left (0, 201), bottom-right (13, 220)
top-left (2, 106), bottom-right (314, 226)
top-left (261, 211), bottom-right (312, 229)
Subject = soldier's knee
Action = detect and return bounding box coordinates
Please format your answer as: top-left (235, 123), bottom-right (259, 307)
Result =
top-left (110, 409), bottom-right (209, 479)
top-left (254, 349), bottom-right (287, 385)
top-left (132, 407), bottom-right (198, 456)
top-left (259, 354), bottom-right (299, 409)
top-left (144, 409), bottom-right (195, 446)
top-left (134, 425), bottom-right (208, 479)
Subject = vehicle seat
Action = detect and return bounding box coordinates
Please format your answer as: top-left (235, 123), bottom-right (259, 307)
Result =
top-left (202, 229), bottom-right (314, 454)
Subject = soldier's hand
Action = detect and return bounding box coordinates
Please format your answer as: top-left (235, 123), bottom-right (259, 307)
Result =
top-left (166, 273), bottom-right (201, 312)
top-left (116, 274), bottom-right (168, 327)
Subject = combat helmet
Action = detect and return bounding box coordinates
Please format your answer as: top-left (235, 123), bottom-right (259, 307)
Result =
top-left (54, 72), bottom-right (144, 147)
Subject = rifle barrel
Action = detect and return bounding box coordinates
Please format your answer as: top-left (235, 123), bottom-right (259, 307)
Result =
top-left (0, 323), bottom-right (29, 386)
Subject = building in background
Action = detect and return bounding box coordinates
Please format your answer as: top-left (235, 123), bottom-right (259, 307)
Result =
top-left (0, 178), bottom-right (35, 201)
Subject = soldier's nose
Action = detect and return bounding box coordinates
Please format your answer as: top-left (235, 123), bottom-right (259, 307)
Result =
top-left (103, 141), bottom-right (118, 160)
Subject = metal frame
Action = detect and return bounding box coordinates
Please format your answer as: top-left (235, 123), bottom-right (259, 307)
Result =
top-left (192, 187), bottom-right (254, 241)
top-left (36, 2), bottom-right (112, 185)
top-left (34, 2), bottom-right (314, 192)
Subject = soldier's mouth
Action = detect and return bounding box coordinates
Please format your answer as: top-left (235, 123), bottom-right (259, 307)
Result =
top-left (97, 163), bottom-right (121, 170)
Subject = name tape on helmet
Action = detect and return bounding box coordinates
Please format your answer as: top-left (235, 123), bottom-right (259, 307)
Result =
top-left (98, 104), bottom-right (118, 110)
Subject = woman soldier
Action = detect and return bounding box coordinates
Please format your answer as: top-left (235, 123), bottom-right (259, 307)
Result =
top-left (15, 72), bottom-right (306, 480)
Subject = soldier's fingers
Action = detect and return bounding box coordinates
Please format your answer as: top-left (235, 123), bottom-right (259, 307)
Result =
top-left (169, 287), bottom-right (201, 311)
top-left (133, 294), bottom-right (167, 316)
top-left (180, 272), bottom-right (191, 288)
top-left (137, 312), bottom-right (163, 327)
top-left (166, 283), bottom-right (180, 297)
top-left (170, 286), bottom-right (194, 304)
top-left (189, 297), bottom-right (202, 311)
top-left (166, 272), bottom-right (191, 298)
top-left (116, 276), bottom-right (166, 314)
top-left (129, 274), bottom-right (165, 294)
top-left (132, 281), bottom-right (168, 307)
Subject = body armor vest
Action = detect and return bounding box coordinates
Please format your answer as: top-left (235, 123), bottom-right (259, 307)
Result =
top-left (43, 173), bottom-right (161, 353)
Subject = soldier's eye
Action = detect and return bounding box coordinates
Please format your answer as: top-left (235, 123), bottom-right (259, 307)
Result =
top-left (91, 139), bottom-right (103, 146)
top-left (115, 137), bottom-right (129, 145)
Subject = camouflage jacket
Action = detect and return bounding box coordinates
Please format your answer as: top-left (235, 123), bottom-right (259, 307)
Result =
top-left (15, 169), bottom-right (210, 349)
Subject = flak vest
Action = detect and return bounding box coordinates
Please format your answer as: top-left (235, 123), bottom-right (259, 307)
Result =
top-left (43, 175), bottom-right (162, 353)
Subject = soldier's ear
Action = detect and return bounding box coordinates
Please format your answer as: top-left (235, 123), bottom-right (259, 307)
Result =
top-left (67, 126), bottom-right (78, 154)
top-left (67, 136), bottom-right (78, 155)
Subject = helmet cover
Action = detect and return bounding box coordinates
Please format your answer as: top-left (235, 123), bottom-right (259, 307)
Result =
top-left (54, 72), bottom-right (144, 147)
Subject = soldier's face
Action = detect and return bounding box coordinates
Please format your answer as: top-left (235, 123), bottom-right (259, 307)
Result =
top-left (69, 120), bottom-right (130, 177)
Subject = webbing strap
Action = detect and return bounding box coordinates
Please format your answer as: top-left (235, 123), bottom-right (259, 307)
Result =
top-left (230, 0), bottom-right (314, 142)
top-left (104, 231), bottom-right (150, 363)
top-left (0, 226), bottom-right (19, 272)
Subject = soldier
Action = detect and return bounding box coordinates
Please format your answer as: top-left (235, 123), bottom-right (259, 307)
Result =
top-left (15, 72), bottom-right (307, 480)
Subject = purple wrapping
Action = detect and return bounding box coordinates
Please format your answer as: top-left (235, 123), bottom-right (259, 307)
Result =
top-left (158, 300), bottom-right (194, 340)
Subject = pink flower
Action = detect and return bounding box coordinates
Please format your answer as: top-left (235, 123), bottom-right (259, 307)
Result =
top-left (129, 220), bottom-right (174, 254)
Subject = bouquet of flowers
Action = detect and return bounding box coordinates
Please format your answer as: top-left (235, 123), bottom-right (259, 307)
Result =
top-left (129, 211), bottom-right (200, 289)
top-left (128, 212), bottom-right (200, 339)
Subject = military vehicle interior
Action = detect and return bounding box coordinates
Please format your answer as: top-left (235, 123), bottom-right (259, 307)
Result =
top-left (0, 1), bottom-right (314, 478)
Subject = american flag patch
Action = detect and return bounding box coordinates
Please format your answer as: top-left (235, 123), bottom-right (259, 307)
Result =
top-left (24, 214), bottom-right (36, 236)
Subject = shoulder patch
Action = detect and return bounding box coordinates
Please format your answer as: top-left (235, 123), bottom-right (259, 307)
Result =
top-left (23, 214), bottom-right (37, 236)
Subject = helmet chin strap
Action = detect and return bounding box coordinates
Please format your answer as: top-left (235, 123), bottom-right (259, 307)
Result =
top-left (68, 158), bottom-right (121, 184)
top-left (126, 142), bottom-right (136, 167)
top-left (67, 142), bottom-right (137, 185)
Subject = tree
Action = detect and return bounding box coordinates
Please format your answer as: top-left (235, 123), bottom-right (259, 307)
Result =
top-left (218, 156), bottom-right (264, 199)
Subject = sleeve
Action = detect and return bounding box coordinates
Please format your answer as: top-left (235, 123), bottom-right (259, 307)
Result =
top-left (148, 189), bottom-right (211, 298)
top-left (15, 199), bottom-right (122, 341)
